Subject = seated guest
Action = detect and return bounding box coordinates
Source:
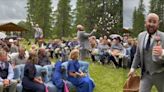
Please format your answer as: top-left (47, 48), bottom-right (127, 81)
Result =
top-left (0, 49), bottom-right (17, 92)
top-left (29, 44), bottom-right (38, 52)
top-left (46, 40), bottom-right (55, 59)
top-left (10, 46), bottom-right (29, 68)
top-left (98, 39), bottom-right (110, 64)
top-left (38, 48), bottom-right (51, 66)
top-left (9, 39), bottom-right (18, 54)
top-left (22, 51), bottom-right (47, 92)
top-left (67, 49), bottom-right (95, 92)
top-left (52, 60), bottom-right (66, 92)
top-left (109, 36), bottom-right (125, 68)
top-left (89, 36), bottom-right (98, 62)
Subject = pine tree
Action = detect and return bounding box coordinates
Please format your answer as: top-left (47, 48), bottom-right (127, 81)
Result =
top-left (150, 0), bottom-right (164, 31)
top-left (74, 0), bottom-right (88, 30)
top-left (26, 0), bottom-right (53, 38)
top-left (55, 0), bottom-right (72, 38)
top-left (132, 0), bottom-right (145, 36)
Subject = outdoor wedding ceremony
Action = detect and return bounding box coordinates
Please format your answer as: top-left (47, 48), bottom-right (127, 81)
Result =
top-left (0, 0), bottom-right (163, 92)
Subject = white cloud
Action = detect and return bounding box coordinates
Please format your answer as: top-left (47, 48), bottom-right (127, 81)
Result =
top-left (123, 0), bottom-right (150, 28)
top-left (0, 0), bottom-right (27, 20)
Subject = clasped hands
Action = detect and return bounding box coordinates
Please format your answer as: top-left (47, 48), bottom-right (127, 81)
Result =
top-left (76, 71), bottom-right (86, 78)
top-left (111, 50), bottom-right (123, 58)
top-left (34, 76), bottom-right (43, 84)
top-left (3, 79), bottom-right (10, 87)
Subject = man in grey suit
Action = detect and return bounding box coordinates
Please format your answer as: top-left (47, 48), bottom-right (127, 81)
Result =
top-left (128, 13), bottom-right (164, 92)
top-left (77, 24), bottom-right (97, 60)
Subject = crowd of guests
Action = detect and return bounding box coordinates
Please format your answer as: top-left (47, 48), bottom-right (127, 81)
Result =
top-left (0, 30), bottom-right (137, 92)
top-left (29, 32), bottom-right (137, 69)
top-left (89, 34), bottom-right (137, 68)
top-left (0, 36), bottom-right (96, 92)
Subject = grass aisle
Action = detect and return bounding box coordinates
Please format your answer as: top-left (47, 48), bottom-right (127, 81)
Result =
top-left (89, 62), bottom-right (157, 92)
top-left (89, 62), bottom-right (128, 92)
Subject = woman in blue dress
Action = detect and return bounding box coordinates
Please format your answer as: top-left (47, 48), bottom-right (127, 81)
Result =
top-left (52, 60), bottom-right (65, 92)
top-left (67, 49), bottom-right (95, 92)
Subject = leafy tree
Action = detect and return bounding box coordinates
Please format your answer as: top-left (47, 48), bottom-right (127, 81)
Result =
top-left (17, 21), bottom-right (31, 39)
top-left (94, 0), bottom-right (123, 36)
top-left (74, 0), bottom-right (123, 37)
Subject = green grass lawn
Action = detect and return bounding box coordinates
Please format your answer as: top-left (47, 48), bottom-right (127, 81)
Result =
top-left (89, 62), bottom-right (128, 92)
top-left (88, 61), bottom-right (157, 92)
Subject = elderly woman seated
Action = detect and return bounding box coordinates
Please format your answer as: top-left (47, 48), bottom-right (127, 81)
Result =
top-left (67, 49), bottom-right (95, 92)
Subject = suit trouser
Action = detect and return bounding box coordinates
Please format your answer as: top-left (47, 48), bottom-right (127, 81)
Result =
top-left (79, 49), bottom-right (90, 60)
top-left (139, 71), bottom-right (164, 92)
top-left (0, 80), bottom-right (17, 92)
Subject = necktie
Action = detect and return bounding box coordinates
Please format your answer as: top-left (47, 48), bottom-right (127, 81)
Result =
top-left (0, 62), bottom-right (4, 69)
top-left (146, 34), bottom-right (151, 51)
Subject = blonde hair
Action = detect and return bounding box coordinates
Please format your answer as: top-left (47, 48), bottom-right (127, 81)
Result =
top-left (69, 49), bottom-right (79, 60)
top-left (77, 24), bottom-right (84, 31)
top-left (28, 50), bottom-right (38, 64)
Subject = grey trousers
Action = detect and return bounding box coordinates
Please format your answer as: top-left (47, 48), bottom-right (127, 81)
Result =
top-left (0, 80), bottom-right (17, 92)
top-left (79, 49), bottom-right (90, 60)
top-left (139, 72), bottom-right (164, 92)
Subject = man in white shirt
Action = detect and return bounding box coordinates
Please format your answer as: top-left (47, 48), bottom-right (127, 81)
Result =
top-left (0, 49), bottom-right (17, 92)
top-left (33, 24), bottom-right (43, 44)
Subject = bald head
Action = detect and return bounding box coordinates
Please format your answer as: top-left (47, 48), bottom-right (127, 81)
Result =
top-left (146, 13), bottom-right (159, 22)
top-left (145, 13), bottom-right (159, 35)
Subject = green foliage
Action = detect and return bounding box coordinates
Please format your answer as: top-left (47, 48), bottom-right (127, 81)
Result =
top-left (74, 0), bottom-right (88, 27)
top-left (74, 0), bottom-right (123, 36)
top-left (150, 0), bottom-right (164, 32)
top-left (17, 21), bottom-right (33, 39)
top-left (26, 0), bottom-right (53, 38)
top-left (54, 0), bottom-right (72, 38)
top-left (132, 0), bottom-right (145, 37)
top-left (96, 0), bottom-right (123, 36)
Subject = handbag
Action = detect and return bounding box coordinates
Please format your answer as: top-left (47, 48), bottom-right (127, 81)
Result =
top-left (45, 85), bottom-right (49, 92)
top-left (64, 80), bottom-right (69, 92)
top-left (123, 75), bottom-right (140, 92)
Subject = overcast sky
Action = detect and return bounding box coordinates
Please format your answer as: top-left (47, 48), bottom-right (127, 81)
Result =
top-left (0, 0), bottom-right (150, 28)
top-left (123, 0), bottom-right (150, 28)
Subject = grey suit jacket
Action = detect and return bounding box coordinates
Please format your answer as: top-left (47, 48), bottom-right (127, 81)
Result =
top-left (131, 31), bottom-right (164, 75)
top-left (77, 30), bottom-right (94, 50)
